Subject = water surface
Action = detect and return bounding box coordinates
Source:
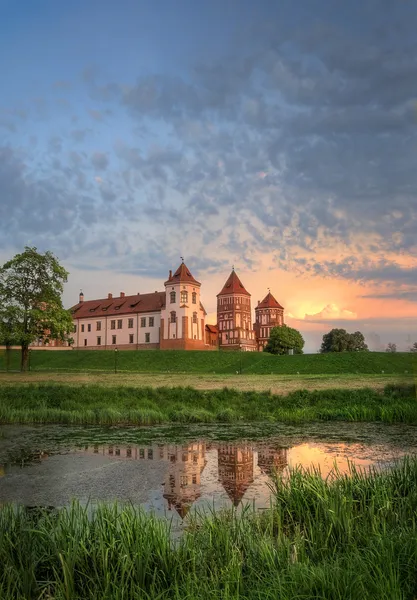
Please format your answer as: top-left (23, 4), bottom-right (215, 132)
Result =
top-left (1, 422), bottom-right (416, 521)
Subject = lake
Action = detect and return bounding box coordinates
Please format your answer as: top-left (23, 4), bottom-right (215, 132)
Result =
top-left (1, 422), bottom-right (416, 522)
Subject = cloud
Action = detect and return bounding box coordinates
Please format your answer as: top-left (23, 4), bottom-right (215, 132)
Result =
top-left (91, 152), bottom-right (109, 170)
top-left (1, 0), bottom-right (416, 304)
top-left (304, 304), bottom-right (357, 321)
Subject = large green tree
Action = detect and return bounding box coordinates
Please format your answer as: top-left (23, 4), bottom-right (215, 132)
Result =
top-left (0, 247), bottom-right (74, 371)
top-left (264, 325), bottom-right (304, 355)
top-left (320, 328), bottom-right (369, 353)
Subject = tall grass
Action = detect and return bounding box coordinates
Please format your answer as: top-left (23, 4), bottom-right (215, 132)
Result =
top-left (0, 382), bottom-right (416, 425)
top-left (1, 348), bottom-right (415, 374)
top-left (1, 457), bottom-right (417, 599)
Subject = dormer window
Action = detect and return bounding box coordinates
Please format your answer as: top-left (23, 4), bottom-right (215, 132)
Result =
top-left (180, 290), bottom-right (188, 304)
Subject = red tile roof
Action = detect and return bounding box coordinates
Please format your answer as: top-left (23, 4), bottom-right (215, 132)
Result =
top-left (70, 292), bottom-right (166, 319)
top-left (205, 324), bottom-right (218, 334)
top-left (217, 270), bottom-right (251, 297)
top-left (256, 291), bottom-right (284, 310)
top-left (165, 262), bottom-right (201, 286)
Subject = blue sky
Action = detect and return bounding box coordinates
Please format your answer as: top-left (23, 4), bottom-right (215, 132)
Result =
top-left (1, 0), bottom-right (416, 351)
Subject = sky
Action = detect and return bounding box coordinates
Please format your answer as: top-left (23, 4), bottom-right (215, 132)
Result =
top-left (0, 0), bottom-right (416, 352)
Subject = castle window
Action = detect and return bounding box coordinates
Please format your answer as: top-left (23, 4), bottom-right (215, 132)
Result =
top-left (181, 290), bottom-right (188, 303)
top-left (193, 312), bottom-right (197, 324)
top-left (73, 325), bottom-right (77, 333)
top-left (192, 292), bottom-right (197, 304)
top-left (97, 336), bottom-right (101, 346)
top-left (110, 320), bottom-right (116, 330)
top-left (170, 291), bottom-right (176, 303)
top-left (145, 333), bottom-right (150, 343)
top-left (129, 334), bottom-right (134, 343)
top-left (128, 318), bottom-right (134, 328)
top-left (81, 324), bottom-right (85, 332)
top-left (149, 317), bottom-right (154, 327)
top-left (112, 335), bottom-right (116, 344)
top-left (170, 311), bottom-right (176, 324)
top-left (96, 321), bottom-right (102, 331)
top-left (87, 323), bottom-right (91, 332)
top-left (84, 339), bottom-right (87, 346)
top-left (117, 319), bottom-right (123, 329)
top-left (141, 317), bottom-right (146, 327)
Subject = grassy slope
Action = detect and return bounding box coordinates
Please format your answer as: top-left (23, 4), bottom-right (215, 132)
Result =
top-left (0, 382), bottom-right (416, 425)
top-left (2, 457), bottom-right (417, 599)
top-left (0, 348), bottom-right (415, 374)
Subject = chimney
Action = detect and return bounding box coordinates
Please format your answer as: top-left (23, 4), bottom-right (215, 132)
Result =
top-left (169, 270), bottom-right (172, 279)
top-left (120, 292), bottom-right (125, 298)
top-left (108, 293), bottom-right (113, 299)
top-left (79, 291), bottom-right (84, 303)
top-left (258, 300), bottom-right (260, 305)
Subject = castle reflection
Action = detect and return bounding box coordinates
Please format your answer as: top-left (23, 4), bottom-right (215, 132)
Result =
top-left (82, 441), bottom-right (288, 515)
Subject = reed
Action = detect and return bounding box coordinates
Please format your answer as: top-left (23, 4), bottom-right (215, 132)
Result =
top-left (0, 382), bottom-right (416, 425)
top-left (1, 457), bottom-right (417, 599)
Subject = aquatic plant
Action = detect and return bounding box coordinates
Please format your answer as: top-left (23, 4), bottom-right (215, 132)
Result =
top-left (0, 383), bottom-right (416, 425)
top-left (1, 457), bottom-right (417, 599)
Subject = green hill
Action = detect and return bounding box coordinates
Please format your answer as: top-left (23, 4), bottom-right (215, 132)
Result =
top-left (0, 349), bottom-right (415, 375)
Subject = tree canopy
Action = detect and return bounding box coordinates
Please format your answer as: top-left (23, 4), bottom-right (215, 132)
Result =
top-left (320, 329), bottom-right (369, 353)
top-left (386, 342), bottom-right (397, 353)
top-left (264, 325), bottom-right (304, 355)
top-left (0, 247), bottom-right (74, 370)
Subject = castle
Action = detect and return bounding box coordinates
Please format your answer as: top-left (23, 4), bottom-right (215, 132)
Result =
top-left (70, 260), bottom-right (284, 352)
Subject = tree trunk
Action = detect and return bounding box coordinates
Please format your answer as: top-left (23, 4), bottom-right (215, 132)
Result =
top-left (21, 344), bottom-right (29, 372)
top-left (5, 343), bottom-right (11, 371)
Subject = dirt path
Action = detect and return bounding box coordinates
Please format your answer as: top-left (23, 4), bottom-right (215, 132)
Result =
top-left (0, 372), bottom-right (411, 394)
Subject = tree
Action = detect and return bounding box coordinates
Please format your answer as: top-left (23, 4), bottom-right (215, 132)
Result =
top-left (410, 342), bottom-right (417, 353)
top-left (264, 325), bottom-right (304, 355)
top-left (386, 342), bottom-right (397, 353)
top-left (347, 331), bottom-right (369, 352)
top-left (0, 247), bottom-right (74, 371)
top-left (320, 328), bottom-right (369, 353)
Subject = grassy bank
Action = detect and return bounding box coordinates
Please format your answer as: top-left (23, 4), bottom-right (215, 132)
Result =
top-left (2, 458), bottom-right (417, 599)
top-left (0, 382), bottom-right (416, 425)
top-left (1, 348), bottom-right (415, 375)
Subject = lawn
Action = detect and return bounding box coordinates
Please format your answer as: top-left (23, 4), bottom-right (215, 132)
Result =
top-left (0, 371), bottom-right (412, 394)
top-left (0, 348), bottom-right (415, 375)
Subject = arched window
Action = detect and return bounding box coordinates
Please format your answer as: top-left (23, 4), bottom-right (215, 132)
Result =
top-left (170, 311), bottom-right (176, 324)
top-left (170, 291), bottom-right (176, 304)
top-left (192, 292), bottom-right (197, 304)
top-left (180, 290), bottom-right (188, 304)
top-left (192, 312), bottom-right (197, 324)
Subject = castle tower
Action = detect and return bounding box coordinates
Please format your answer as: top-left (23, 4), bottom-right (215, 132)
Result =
top-left (160, 260), bottom-right (207, 350)
top-left (254, 291), bottom-right (284, 351)
top-left (217, 269), bottom-right (257, 351)
top-left (217, 443), bottom-right (254, 507)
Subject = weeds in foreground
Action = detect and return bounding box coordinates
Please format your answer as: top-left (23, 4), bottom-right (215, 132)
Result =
top-left (1, 457), bottom-right (417, 599)
top-left (0, 382), bottom-right (416, 425)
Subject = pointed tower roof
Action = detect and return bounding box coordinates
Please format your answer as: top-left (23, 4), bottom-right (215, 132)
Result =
top-left (217, 269), bottom-right (251, 297)
top-left (165, 261), bottom-right (201, 286)
top-left (256, 291), bottom-right (284, 310)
